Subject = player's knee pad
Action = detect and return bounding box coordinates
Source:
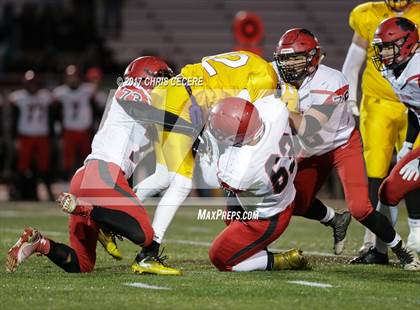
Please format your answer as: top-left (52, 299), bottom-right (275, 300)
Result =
top-left (379, 179), bottom-right (400, 206)
top-left (208, 246), bottom-right (230, 271)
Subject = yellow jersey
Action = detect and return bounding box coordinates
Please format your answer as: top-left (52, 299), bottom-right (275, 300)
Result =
top-left (151, 51), bottom-right (278, 121)
top-left (349, 1), bottom-right (420, 101)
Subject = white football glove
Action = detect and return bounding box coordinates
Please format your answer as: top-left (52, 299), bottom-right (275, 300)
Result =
top-left (399, 158), bottom-right (420, 181)
top-left (348, 100), bottom-right (360, 116)
top-left (397, 142), bottom-right (413, 162)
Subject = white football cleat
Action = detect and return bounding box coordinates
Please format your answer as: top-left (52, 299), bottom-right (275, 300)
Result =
top-left (359, 228), bottom-right (376, 255)
top-left (407, 226), bottom-right (420, 253)
top-left (6, 227), bottom-right (43, 273)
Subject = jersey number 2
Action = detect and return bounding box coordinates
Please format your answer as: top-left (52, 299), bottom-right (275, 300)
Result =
top-left (202, 52), bottom-right (249, 76)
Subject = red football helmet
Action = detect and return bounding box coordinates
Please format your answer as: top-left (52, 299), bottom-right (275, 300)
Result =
top-left (385, 0), bottom-right (414, 12)
top-left (208, 97), bottom-right (264, 147)
top-left (123, 56), bottom-right (174, 91)
top-left (274, 28), bottom-right (321, 83)
top-left (372, 17), bottom-right (419, 71)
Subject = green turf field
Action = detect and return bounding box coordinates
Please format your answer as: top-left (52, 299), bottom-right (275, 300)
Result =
top-left (1, 200), bottom-right (419, 310)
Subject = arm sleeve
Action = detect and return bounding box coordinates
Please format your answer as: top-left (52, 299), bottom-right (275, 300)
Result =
top-left (342, 43), bottom-right (366, 102)
top-left (406, 109), bottom-right (420, 144)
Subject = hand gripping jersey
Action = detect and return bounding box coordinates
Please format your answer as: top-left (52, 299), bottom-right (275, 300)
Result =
top-left (349, 1), bottom-right (420, 101)
top-left (9, 89), bottom-right (52, 136)
top-left (296, 64), bottom-right (355, 156)
top-left (217, 95), bottom-right (296, 218)
top-left (85, 86), bottom-right (152, 178)
top-left (382, 52), bottom-right (420, 123)
top-left (53, 83), bottom-right (95, 131)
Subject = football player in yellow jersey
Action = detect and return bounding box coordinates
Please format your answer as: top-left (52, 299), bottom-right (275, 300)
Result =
top-left (132, 51), bottom-right (279, 270)
top-left (342, 0), bottom-right (420, 260)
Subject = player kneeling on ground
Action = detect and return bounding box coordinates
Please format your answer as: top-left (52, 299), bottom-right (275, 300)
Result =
top-left (206, 97), bottom-right (307, 272)
top-left (5, 57), bottom-right (192, 275)
top-left (368, 17), bottom-right (420, 257)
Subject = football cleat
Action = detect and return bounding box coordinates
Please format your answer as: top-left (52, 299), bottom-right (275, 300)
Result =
top-left (6, 227), bottom-right (43, 273)
top-left (325, 211), bottom-right (352, 255)
top-left (391, 241), bottom-right (420, 271)
top-left (359, 228), bottom-right (376, 255)
top-left (131, 251), bottom-right (182, 276)
top-left (272, 248), bottom-right (309, 270)
top-left (349, 247), bottom-right (389, 265)
top-left (98, 229), bottom-right (123, 260)
top-left (406, 226), bottom-right (420, 253)
top-left (57, 192), bottom-right (92, 217)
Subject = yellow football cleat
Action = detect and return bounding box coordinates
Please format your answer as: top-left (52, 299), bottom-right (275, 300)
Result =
top-left (131, 254), bottom-right (182, 276)
top-left (98, 229), bottom-right (123, 260)
top-left (273, 248), bottom-right (309, 270)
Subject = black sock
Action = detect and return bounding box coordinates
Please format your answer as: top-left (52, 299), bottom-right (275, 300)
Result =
top-left (368, 177), bottom-right (383, 209)
top-left (90, 207), bottom-right (146, 245)
top-left (360, 210), bottom-right (396, 244)
top-left (405, 189), bottom-right (420, 219)
top-left (46, 240), bottom-right (81, 273)
top-left (141, 240), bottom-right (161, 257)
top-left (266, 251), bottom-right (274, 271)
top-left (302, 198), bottom-right (328, 221)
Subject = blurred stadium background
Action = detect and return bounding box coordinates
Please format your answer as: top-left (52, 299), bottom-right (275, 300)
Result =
top-left (0, 0), bottom-right (364, 201)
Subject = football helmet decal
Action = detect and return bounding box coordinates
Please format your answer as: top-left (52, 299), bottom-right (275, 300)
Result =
top-left (385, 0), bottom-right (414, 12)
top-left (208, 97), bottom-right (264, 147)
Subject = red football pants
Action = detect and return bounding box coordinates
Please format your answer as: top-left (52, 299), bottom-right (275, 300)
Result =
top-left (209, 206), bottom-right (293, 271)
top-left (63, 129), bottom-right (91, 172)
top-left (293, 129), bottom-right (374, 221)
top-left (68, 159), bottom-right (153, 272)
top-left (17, 135), bottom-right (50, 172)
top-left (379, 147), bottom-right (420, 206)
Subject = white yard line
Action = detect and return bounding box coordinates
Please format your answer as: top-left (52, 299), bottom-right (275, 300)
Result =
top-left (165, 239), bottom-right (212, 247)
top-left (124, 282), bottom-right (171, 290)
top-left (287, 280), bottom-right (334, 288)
top-left (0, 228), bottom-right (65, 237)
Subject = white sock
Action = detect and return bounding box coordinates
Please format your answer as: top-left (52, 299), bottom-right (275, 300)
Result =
top-left (320, 205), bottom-right (335, 223)
top-left (408, 218), bottom-right (420, 228)
top-left (152, 173), bottom-right (192, 243)
top-left (134, 164), bottom-right (170, 201)
top-left (232, 250), bottom-right (268, 272)
top-left (386, 233), bottom-right (402, 249)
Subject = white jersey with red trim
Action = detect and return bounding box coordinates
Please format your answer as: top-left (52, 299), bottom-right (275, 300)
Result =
top-left (297, 64), bottom-right (355, 156)
top-left (217, 95), bottom-right (296, 218)
top-left (85, 86), bottom-right (152, 178)
top-left (9, 89), bottom-right (52, 136)
top-left (53, 83), bottom-right (95, 131)
top-left (382, 52), bottom-right (420, 124)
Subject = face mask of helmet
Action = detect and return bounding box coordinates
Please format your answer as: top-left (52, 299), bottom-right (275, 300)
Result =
top-left (385, 0), bottom-right (412, 12)
top-left (274, 50), bottom-right (316, 83)
top-left (372, 36), bottom-right (408, 71)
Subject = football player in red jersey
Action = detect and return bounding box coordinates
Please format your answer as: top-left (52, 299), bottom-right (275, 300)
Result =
top-left (9, 70), bottom-right (54, 200)
top-left (6, 57), bottom-right (194, 275)
top-left (274, 28), bottom-right (419, 269)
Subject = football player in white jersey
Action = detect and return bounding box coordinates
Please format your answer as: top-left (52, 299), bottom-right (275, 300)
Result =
top-left (9, 70), bottom-right (54, 200)
top-left (6, 57), bottom-right (193, 275)
top-left (274, 28), bottom-right (420, 269)
top-left (53, 65), bottom-right (100, 178)
top-left (206, 96), bottom-right (307, 272)
top-left (370, 17), bottom-right (420, 254)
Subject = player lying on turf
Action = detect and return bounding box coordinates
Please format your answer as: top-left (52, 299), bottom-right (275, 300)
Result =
top-left (363, 17), bottom-right (420, 261)
top-left (273, 28), bottom-right (419, 270)
top-left (205, 96), bottom-right (308, 271)
top-left (5, 57), bottom-right (195, 275)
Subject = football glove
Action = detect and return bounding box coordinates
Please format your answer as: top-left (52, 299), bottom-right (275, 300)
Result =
top-left (348, 100), bottom-right (360, 116)
top-left (397, 142), bottom-right (413, 162)
top-left (399, 158), bottom-right (420, 181)
top-left (279, 82), bottom-right (300, 113)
